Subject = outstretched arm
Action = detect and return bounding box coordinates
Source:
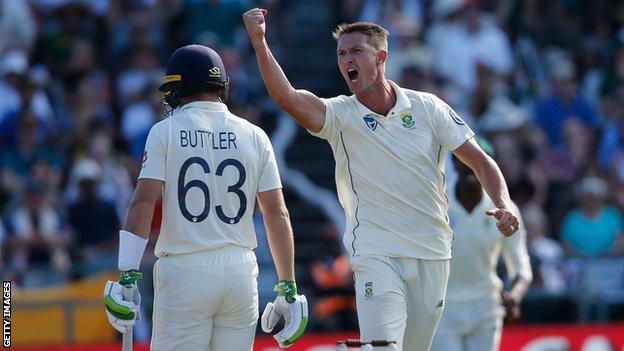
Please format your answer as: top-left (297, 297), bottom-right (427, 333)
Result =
top-left (243, 8), bottom-right (326, 132)
top-left (453, 138), bottom-right (519, 236)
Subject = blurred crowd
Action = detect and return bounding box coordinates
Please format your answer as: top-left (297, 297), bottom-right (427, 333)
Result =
top-left (0, 0), bottom-right (623, 329)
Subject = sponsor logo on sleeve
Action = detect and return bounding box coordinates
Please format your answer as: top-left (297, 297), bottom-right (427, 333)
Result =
top-left (449, 109), bottom-right (466, 125)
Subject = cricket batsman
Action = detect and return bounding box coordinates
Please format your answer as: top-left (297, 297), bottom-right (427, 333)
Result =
top-left (102, 44), bottom-right (307, 350)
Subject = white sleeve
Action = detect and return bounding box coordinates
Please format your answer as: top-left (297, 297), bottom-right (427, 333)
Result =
top-left (430, 96), bottom-right (475, 151)
top-left (257, 131), bottom-right (282, 193)
top-left (138, 124), bottom-right (167, 181)
top-left (502, 204), bottom-right (533, 282)
top-left (307, 97), bottom-right (344, 140)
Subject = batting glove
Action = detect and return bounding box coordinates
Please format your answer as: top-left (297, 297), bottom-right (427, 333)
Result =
top-left (103, 270), bottom-right (142, 333)
top-left (261, 280), bottom-right (308, 348)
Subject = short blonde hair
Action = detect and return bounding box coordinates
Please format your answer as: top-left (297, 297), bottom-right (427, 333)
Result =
top-left (332, 22), bottom-right (389, 51)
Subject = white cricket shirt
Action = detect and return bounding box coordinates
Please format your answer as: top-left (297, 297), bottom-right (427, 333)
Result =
top-left (446, 188), bottom-right (532, 301)
top-left (309, 81), bottom-right (474, 259)
top-left (140, 101), bottom-right (282, 257)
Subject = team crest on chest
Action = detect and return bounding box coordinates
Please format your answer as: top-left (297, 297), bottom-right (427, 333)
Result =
top-left (363, 114), bottom-right (378, 131)
top-left (401, 111), bottom-right (415, 129)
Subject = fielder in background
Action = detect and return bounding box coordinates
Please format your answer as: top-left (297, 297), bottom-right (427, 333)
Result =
top-left (102, 45), bottom-right (307, 351)
top-left (431, 138), bottom-right (532, 351)
top-left (244, 8), bottom-right (519, 351)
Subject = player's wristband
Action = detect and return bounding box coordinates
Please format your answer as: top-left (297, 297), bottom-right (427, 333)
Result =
top-left (118, 230), bottom-right (148, 271)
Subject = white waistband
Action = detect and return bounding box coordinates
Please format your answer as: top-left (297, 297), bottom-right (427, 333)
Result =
top-left (159, 245), bottom-right (256, 267)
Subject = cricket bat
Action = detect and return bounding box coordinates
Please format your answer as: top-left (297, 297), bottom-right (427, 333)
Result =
top-left (122, 286), bottom-right (135, 351)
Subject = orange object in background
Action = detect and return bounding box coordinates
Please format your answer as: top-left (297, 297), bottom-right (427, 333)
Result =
top-left (11, 272), bottom-right (118, 348)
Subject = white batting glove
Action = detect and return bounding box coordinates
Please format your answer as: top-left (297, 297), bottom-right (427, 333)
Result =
top-left (261, 280), bottom-right (308, 348)
top-left (103, 270), bottom-right (142, 333)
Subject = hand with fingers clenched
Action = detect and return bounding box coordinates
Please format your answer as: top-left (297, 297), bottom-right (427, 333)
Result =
top-left (485, 207), bottom-right (519, 236)
top-left (243, 8), bottom-right (268, 45)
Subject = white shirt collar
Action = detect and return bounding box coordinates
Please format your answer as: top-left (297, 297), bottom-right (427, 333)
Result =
top-left (353, 80), bottom-right (411, 118)
top-left (180, 100), bottom-right (228, 112)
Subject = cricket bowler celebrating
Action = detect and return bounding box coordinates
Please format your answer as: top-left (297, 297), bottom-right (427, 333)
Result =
top-left (102, 45), bottom-right (308, 350)
top-left (244, 9), bottom-right (519, 350)
top-left (431, 140), bottom-right (532, 351)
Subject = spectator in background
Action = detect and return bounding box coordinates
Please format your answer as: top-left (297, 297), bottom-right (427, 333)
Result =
top-left (8, 181), bottom-right (71, 276)
top-left (0, 0), bottom-right (37, 55)
top-left (491, 135), bottom-right (540, 208)
top-left (561, 176), bottom-right (624, 257)
top-left (34, 3), bottom-right (102, 77)
top-left (534, 51), bottom-right (599, 149)
top-left (398, 60), bottom-right (437, 95)
top-left (68, 159), bottom-right (119, 276)
top-left (344, 0), bottom-right (424, 51)
top-left (56, 39), bottom-right (115, 147)
top-left (0, 51), bottom-right (55, 132)
top-left (598, 49), bottom-right (624, 184)
top-left (116, 44), bottom-right (163, 109)
top-left (65, 131), bottom-right (133, 220)
top-left (309, 224), bottom-right (356, 331)
top-left (523, 204), bottom-right (565, 294)
top-left (121, 80), bottom-right (164, 159)
top-left (181, 0), bottom-right (246, 47)
top-left (428, 0), bottom-right (514, 95)
top-left (108, 4), bottom-right (168, 73)
top-left (0, 112), bottom-right (62, 197)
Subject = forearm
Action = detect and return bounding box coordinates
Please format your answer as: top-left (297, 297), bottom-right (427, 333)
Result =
top-left (123, 199), bottom-right (154, 239)
top-left (264, 212), bottom-right (295, 281)
top-left (507, 276), bottom-right (531, 301)
top-left (473, 156), bottom-right (512, 209)
top-left (251, 38), bottom-right (297, 107)
top-left (118, 196), bottom-right (155, 271)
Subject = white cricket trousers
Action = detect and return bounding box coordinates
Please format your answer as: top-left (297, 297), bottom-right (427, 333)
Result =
top-left (351, 255), bottom-right (450, 351)
top-left (430, 294), bottom-right (504, 351)
top-left (150, 246), bottom-right (259, 351)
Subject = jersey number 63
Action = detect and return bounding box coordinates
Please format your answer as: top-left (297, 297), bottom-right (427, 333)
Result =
top-left (177, 157), bottom-right (246, 225)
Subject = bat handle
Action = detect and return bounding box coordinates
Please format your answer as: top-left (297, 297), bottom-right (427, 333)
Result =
top-left (122, 286), bottom-right (135, 351)
top-left (122, 327), bottom-right (133, 351)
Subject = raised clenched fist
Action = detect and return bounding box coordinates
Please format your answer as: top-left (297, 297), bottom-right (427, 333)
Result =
top-left (243, 8), bottom-right (268, 44)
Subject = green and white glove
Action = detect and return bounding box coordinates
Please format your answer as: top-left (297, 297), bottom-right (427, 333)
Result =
top-left (103, 270), bottom-right (142, 333)
top-left (261, 280), bottom-right (308, 348)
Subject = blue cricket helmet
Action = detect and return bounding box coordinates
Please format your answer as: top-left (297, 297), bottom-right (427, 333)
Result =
top-left (159, 45), bottom-right (229, 107)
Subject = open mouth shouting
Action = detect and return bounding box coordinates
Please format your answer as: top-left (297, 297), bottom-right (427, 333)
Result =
top-left (347, 68), bottom-right (359, 82)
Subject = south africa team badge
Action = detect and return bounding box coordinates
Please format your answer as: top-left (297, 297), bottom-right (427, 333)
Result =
top-left (364, 281), bottom-right (374, 297)
top-left (401, 111), bottom-right (415, 128)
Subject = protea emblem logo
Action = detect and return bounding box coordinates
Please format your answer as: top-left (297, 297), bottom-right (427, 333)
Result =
top-left (363, 114), bottom-right (377, 131)
top-left (364, 281), bottom-right (373, 297)
top-left (209, 67), bottom-right (220, 76)
top-left (401, 112), bottom-right (415, 128)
